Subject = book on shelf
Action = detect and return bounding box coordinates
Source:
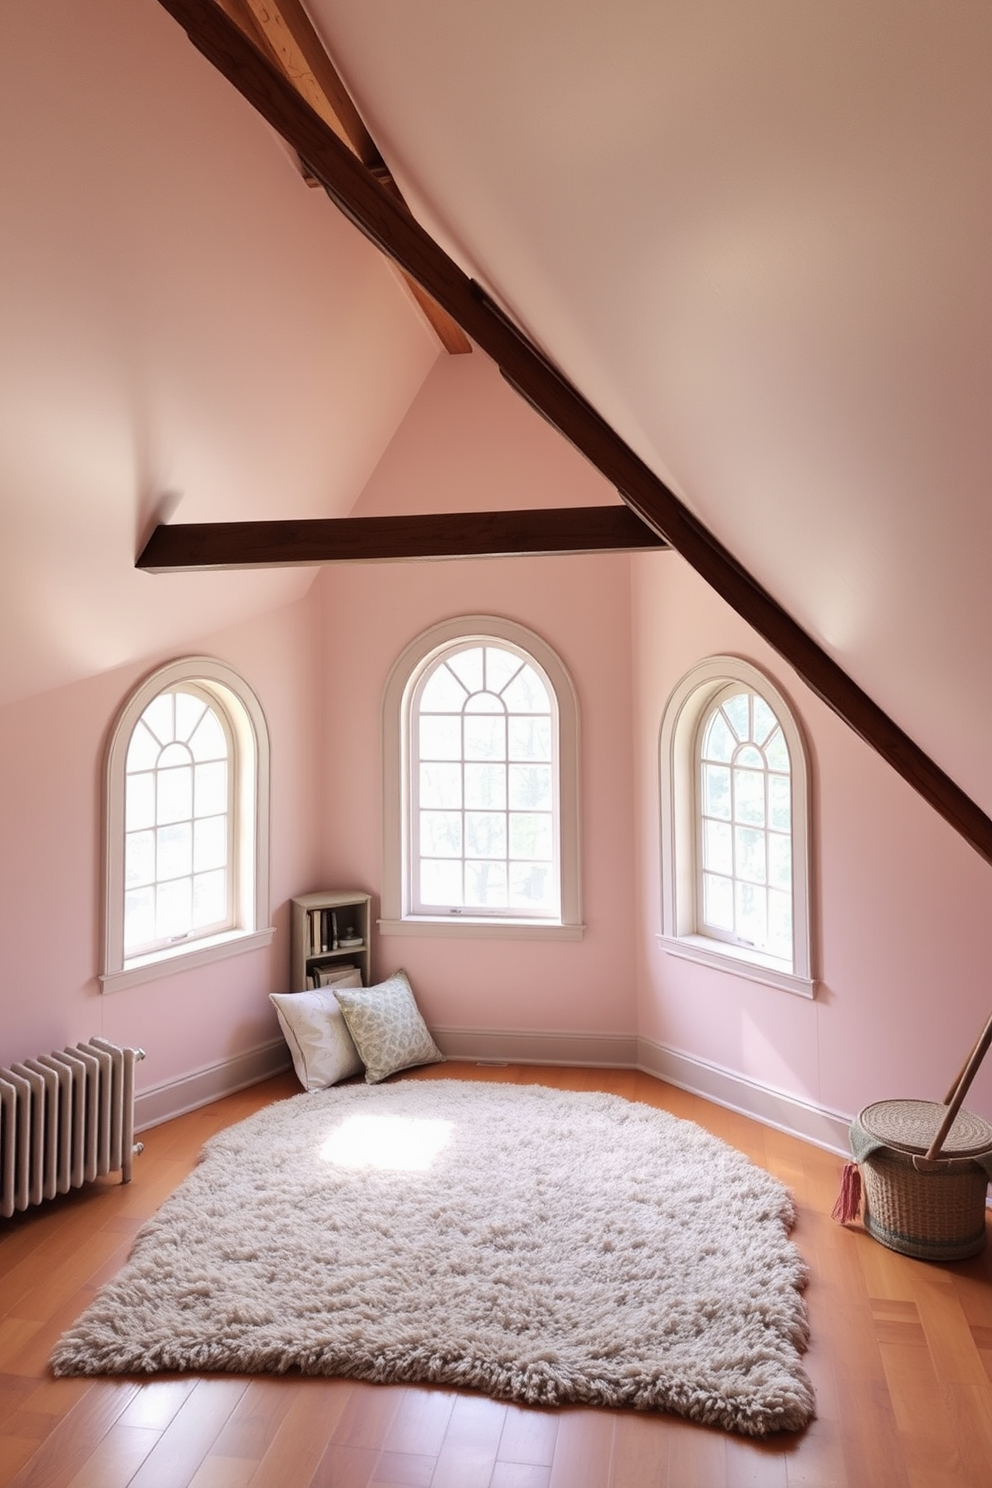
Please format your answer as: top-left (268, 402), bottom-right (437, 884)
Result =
top-left (310, 907), bottom-right (341, 955)
top-left (314, 963), bottom-right (364, 988)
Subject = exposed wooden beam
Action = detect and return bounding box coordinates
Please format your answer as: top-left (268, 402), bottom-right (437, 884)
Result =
top-left (136, 507), bottom-right (668, 571)
top-left (153, 0), bottom-right (992, 868)
top-left (233, 0), bottom-right (470, 353)
top-left (241, 0), bottom-right (378, 163)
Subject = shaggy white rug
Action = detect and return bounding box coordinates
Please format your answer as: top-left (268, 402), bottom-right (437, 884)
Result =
top-left (51, 1080), bottom-right (814, 1435)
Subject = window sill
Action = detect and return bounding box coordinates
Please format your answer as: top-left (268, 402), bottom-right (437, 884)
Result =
top-left (657, 933), bottom-right (816, 999)
top-left (379, 916), bottom-right (584, 942)
top-left (101, 926), bottom-right (275, 993)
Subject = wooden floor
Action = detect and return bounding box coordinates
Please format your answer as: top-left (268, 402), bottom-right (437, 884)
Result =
top-left (2, 1062), bottom-right (991, 1488)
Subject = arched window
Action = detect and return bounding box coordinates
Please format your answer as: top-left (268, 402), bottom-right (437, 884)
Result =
top-left (102, 657), bottom-right (273, 990)
top-left (381, 617), bottom-right (582, 940)
top-left (659, 657), bottom-right (814, 996)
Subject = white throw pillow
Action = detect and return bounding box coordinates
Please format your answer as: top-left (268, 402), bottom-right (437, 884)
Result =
top-left (270, 973), bottom-right (364, 1091)
top-left (335, 970), bottom-right (445, 1084)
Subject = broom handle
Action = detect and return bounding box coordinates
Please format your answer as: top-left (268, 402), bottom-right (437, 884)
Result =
top-left (925, 1009), bottom-right (992, 1162)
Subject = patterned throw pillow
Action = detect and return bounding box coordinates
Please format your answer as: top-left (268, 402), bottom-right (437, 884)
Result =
top-left (335, 970), bottom-right (445, 1084)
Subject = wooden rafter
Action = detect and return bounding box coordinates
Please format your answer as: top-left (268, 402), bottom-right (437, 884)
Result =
top-left (136, 507), bottom-right (668, 571)
top-left (240, 0), bottom-right (378, 162)
top-left (218, 0), bottom-right (470, 352)
top-left (152, 0), bottom-right (992, 869)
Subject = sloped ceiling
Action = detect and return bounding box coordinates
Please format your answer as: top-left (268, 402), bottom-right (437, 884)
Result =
top-left (0, 0), bottom-right (438, 708)
top-left (303, 0), bottom-right (992, 814)
top-left (5, 0), bottom-right (992, 830)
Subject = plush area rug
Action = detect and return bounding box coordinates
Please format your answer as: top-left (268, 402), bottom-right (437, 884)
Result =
top-left (51, 1080), bottom-right (814, 1435)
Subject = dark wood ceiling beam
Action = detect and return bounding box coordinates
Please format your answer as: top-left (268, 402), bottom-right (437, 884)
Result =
top-left (136, 507), bottom-right (668, 571)
top-left (153, 0), bottom-right (992, 867)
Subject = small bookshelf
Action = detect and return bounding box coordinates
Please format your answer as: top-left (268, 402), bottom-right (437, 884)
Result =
top-left (289, 891), bottom-right (372, 991)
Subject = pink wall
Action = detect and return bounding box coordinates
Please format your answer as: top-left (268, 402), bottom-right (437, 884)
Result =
top-left (350, 347), bottom-right (617, 517)
top-left (631, 551), bottom-right (992, 1123)
top-left (5, 326), bottom-right (989, 1134)
top-left (0, 589), bottom-right (322, 1093)
top-left (315, 552), bottom-right (638, 1040)
top-left (313, 351), bottom-right (637, 1039)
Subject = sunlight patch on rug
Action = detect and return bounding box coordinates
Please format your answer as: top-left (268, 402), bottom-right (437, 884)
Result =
top-left (51, 1080), bottom-right (814, 1435)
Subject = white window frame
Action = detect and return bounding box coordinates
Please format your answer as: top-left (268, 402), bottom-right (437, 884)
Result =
top-left (659, 656), bottom-right (815, 998)
top-left (101, 657), bottom-right (274, 991)
top-left (381, 616), bottom-right (583, 940)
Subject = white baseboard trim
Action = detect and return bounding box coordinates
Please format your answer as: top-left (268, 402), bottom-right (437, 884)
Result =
top-left (134, 1040), bottom-right (291, 1132)
top-left (637, 1038), bottom-right (853, 1157)
top-left (433, 1026), bottom-right (639, 1069)
top-left (132, 1029), bottom-right (854, 1162)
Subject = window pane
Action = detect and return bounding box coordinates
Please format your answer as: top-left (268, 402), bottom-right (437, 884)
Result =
top-left (737, 745), bottom-right (763, 769)
top-left (768, 832), bottom-right (792, 889)
top-left (408, 634), bottom-right (564, 922)
top-left (735, 826), bottom-right (766, 884)
top-left (501, 665), bottom-right (550, 713)
top-left (420, 811), bottom-right (462, 856)
top-left (702, 873), bottom-right (734, 930)
top-left (420, 762), bottom-right (462, 809)
top-left (702, 711), bottom-right (734, 763)
top-left (508, 763), bottom-right (552, 810)
top-left (464, 691), bottom-right (504, 714)
top-left (722, 693), bottom-right (750, 741)
top-left (510, 812), bottom-right (552, 859)
top-left (703, 819), bottom-right (733, 876)
top-left (464, 716), bottom-right (506, 761)
top-left (509, 862), bottom-right (554, 911)
top-left (193, 814), bottom-right (227, 873)
top-left (142, 694), bottom-right (175, 745)
top-left (419, 715), bottom-right (462, 761)
top-left (420, 858), bottom-right (463, 906)
top-left (769, 773), bottom-right (791, 831)
top-left (174, 692), bottom-right (206, 742)
top-left (768, 890), bottom-right (793, 957)
top-left (125, 830), bottom-right (155, 888)
top-left (194, 760), bottom-right (227, 816)
top-left (508, 716), bottom-right (551, 761)
top-left (419, 664), bottom-right (467, 712)
top-left (157, 764), bottom-right (192, 825)
top-left (465, 812), bottom-right (506, 858)
top-left (158, 742), bottom-right (189, 769)
top-left (124, 887), bottom-right (154, 952)
top-left (484, 647), bottom-right (523, 694)
top-left (765, 727), bottom-right (790, 772)
top-left (125, 772), bottom-right (155, 832)
top-left (192, 868), bottom-right (226, 927)
top-left (464, 763), bottom-right (504, 809)
top-left (126, 720), bottom-right (160, 773)
top-left (752, 696), bottom-right (778, 746)
top-left (157, 822), bottom-right (192, 881)
top-left (446, 648), bottom-right (484, 694)
top-left (736, 881), bottom-right (767, 946)
top-left (188, 708), bottom-right (226, 762)
top-left (702, 763), bottom-right (731, 820)
top-left (156, 877), bottom-right (191, 940)
top-left (734, 768), bottom-right (765, 826)
top-left (465, 860), bottom-right (507, 907)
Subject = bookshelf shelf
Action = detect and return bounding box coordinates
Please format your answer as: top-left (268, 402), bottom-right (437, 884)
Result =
top-left (289, 890), bottom-right (372, 991)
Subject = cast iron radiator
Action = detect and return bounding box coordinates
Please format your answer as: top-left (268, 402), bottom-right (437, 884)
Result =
top-left (0, 1039), bottom-right (145, 1218)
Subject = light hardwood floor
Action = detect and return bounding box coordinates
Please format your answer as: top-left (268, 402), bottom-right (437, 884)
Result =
top-left (2, 1062), bottom-right (991, 1488)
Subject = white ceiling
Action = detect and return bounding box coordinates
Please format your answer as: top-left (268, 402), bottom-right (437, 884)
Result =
top-left (307, 0), bottom-right (992, 812)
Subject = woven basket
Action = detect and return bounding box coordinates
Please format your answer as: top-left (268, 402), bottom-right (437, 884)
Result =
top-left (856, 1099), bottom-right (992, 1261)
